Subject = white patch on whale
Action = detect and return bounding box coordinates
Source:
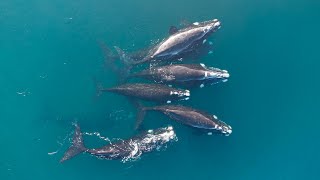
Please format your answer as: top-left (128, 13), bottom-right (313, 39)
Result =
top-left (200, 84), bottom-right (204, 88)
top-left (184, 90), bottom-right (190, 96)
top-left (200, 63), bottom-right (206, 67)
top-left (193, 22), bottom-right (200, 26)
top-left (203, 39), bottom-right (207, 44)
top-left (208, 51), bottom-right (213, 54)
top-left (207, 132), bottom-right (213, 136)
top-left (167, 100), bottom-right (171, 104)
top-left (213, 115), bottom-right (218, 119)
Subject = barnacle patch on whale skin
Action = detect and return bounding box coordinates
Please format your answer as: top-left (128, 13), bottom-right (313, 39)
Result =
top-left (214, 21), bottom-right (221, 27)
top-left (184, 90), bottom-right (190, 97)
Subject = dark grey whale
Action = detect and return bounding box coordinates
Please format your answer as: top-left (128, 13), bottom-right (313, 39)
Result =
top-left (60, 124), bottom-right (177, 163)
top-left (97, 83), bottom-right (190, 103)
top-left (136, 105), bottom-right (232, 136)
top-left (129, 63), bottom-right (229, 88)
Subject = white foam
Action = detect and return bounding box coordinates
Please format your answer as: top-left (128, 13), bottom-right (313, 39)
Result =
top-left (193, 22), bottom-right (200, 25)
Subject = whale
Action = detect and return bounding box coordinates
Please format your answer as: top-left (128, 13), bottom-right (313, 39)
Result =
top-left (136, 105), bottom-right (232, 136)
top-left (97, 83), bottom-right (190, 103)
top-left (114, 19), bottom-right (221, 66)
top-left (129, 63), bottom-right (229, 88)
top-left (60, 124), bottom-right (177, 163)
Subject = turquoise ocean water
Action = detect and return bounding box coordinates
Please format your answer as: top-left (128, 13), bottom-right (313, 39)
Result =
top-left (1, 0), bottom-right (319, 179)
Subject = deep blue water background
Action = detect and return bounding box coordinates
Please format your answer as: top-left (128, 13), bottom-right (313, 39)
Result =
top-left (1, 0), bottom-right (319, 179)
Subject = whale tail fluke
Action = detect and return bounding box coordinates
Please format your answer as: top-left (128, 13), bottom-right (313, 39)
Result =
top-left (131, 100), bottom-right (147, 130)
top-left (92, 77), bottom-right (105, 99)
top-left (98, 40), bottom-right (121, 74)
top-left (60, 123), bottom-right (87, 163)
top-left (134, 102), bottom-right (156, 130)
top-left (135, 106), bottom-right (147, 130)
top-left (112, 46), bottom-right (137, 83)
top-left (98, 41), bottom-right (130, 83)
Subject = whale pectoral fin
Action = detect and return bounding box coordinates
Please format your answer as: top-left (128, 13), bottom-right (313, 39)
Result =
top-left (169, 26), bottom-right (179, 35)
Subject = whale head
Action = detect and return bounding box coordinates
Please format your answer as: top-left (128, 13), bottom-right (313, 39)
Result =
top-left (203, 66), bottom-right (230, 84)
top-left (197, 19), bottom-right (221, 35)
top-left (170, 89), bottom-right (190, 101)
top-left (211, 115), bottom-right (232, 136)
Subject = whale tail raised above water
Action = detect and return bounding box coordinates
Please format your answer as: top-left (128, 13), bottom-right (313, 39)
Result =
top-left (60, 124), bottom-right (87, 163)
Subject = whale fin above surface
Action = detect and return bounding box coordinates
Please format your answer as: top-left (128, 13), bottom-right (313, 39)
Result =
top-left (60, 124), bottom-right (87, 163)
top-left (169, 26), bottom-right (179, 35)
